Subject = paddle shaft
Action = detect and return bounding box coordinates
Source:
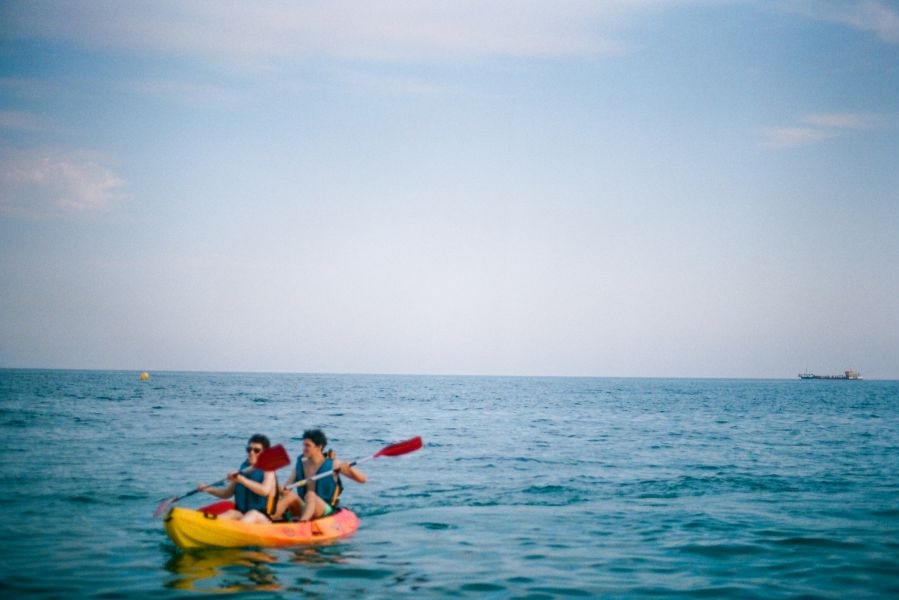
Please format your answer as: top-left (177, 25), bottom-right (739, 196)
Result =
top-left (169, 464), bottom-right (258, 504)
top-left (154, 444), bottom-right (291, 517)
top-left (285, 456), bottom-right (372, 491)
top-left (284, 436), bottom-right (422, 491)
top-left (156, 438), bottom-right (419, 517)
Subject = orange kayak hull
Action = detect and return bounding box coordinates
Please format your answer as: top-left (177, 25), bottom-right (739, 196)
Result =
top-left (164, 503), bottom-right (360, 549)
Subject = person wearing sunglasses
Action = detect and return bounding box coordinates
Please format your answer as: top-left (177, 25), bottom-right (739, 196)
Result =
top-left (272, 429), bottom-right (367, 522)
top-left (198, 433), bottom-right (279, 524)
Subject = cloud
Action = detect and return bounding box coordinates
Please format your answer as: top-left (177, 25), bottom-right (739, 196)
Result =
top-left (802, 113), bottom-right (871, 128)
top-left (761, 111), bottom-right (885, 148)
top-left (0, 149), bottom-right (126, 218)
top-left (0, 77), bottom-right (57, 100)
top-left (4, 1), bottom-right (896, 71)
top-left (761, 126), bottom-right (835, 148)
top-left (332, 69), bottom-right (460, 96)
top-left (784, 0), bottom-right (899, 44)
top-left (1, 0), bottom-right (703, 66)
top-left (0, 110), bottom-right (54, 132)
top-left (124, 78), bottom-right (250, 107)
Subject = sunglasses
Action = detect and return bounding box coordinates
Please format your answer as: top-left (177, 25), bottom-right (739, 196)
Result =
top-left (246, 446), bottom-right (263, 454)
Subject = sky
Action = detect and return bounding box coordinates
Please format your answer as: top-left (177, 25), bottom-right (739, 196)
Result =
top-left (1, 1), bottom-right (897, 379)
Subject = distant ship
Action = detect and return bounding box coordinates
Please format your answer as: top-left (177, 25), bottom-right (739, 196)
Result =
top-left (798, 369), bottom-right (862, 380)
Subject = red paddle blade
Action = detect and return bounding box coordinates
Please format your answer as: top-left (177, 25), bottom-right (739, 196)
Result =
top-left (153, 496), bottom-right (176, 518)
top-left (256, 444), bottom-right (291, 471)
top-left (374, 436), bottom-right (423, 458)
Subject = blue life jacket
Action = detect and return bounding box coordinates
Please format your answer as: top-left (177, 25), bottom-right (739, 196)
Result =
top-left (297, 456), bottom-right (343, 507)
top-left (234, 460), bottom-right (275, 515)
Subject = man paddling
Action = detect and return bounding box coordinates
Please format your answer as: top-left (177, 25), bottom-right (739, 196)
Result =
top-left (198, 433), bottom-right (279, 524)
top-left (272, 429), bottom-right (367, 522)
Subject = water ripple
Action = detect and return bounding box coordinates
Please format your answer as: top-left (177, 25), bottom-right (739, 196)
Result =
top-left (1, 371), bottom-right (898, 598)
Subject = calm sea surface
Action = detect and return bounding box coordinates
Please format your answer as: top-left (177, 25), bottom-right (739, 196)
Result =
top-left (0, 370), bottom-right (897, 598)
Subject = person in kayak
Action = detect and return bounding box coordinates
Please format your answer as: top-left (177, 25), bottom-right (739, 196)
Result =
top-left (272, 429), bottom-right (367, 522)
top-left (198, 433), bottom-right (278, 524)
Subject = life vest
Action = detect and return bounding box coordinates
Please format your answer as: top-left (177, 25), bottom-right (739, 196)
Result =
top-left (234, 460), bottom-right (278, 515)
top-left (297, 455), bottom-right (343, 508)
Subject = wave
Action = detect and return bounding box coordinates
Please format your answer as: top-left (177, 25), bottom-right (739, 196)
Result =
top-left (772, 536), bottom-right (865, 549)
top-left (678, 542), bottom-right (768, 558)
top-left (418, 522), bottom-right (456, 530)
top-left (65, 494), bottom-right (105, 505)
top-left (615, 473), bottom-right (817, 500)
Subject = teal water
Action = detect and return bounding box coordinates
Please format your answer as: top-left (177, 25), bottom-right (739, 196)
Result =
top-left (0, 370), bottom-right (897, 598)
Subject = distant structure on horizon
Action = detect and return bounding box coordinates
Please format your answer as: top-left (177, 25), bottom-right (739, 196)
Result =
top-left (798, 369), bottom-right (862, 380)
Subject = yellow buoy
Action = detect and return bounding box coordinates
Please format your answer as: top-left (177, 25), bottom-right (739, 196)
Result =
top-left (139, 372), bottom-right (150, 381)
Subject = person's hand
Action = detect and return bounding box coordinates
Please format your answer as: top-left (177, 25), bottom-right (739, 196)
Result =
top-left (197, 482), bottom-right (206, 491)
top-left (227, 471), bottom-right (240, 482)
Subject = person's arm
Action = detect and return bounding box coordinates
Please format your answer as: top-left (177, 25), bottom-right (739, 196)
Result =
top-left (280, 468), bottom-right (297, 493)
top-left (232, 470), bottom-right (276, 497)
top-left (334, 459), bottom-right (367, 483)
top-left (199, 478), bottom-right (236, 499)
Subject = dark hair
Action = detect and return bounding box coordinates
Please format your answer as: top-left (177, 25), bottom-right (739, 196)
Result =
top-left (248, 433), bottom-right (271, 449)
top-left (302, 429), bottom-right (327, 448)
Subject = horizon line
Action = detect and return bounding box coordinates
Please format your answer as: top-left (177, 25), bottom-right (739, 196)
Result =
top-left (0, 366), bottom-right (888, 381)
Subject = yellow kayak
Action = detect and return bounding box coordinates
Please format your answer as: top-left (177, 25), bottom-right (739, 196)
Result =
top-left (164, 501), bottom-right (360, 549)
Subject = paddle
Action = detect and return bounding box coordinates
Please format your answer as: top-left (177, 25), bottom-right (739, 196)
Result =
top-left (153, 444), bottom-right (291, 517)
top-left (285, 436), bottom-right (423, 491)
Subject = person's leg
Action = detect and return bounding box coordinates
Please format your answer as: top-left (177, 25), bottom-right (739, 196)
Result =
top-left (271, 491), bottom-right (304, 520)
top-left (299, 491), bottom-right (330, 521)
top-left (216, 509), bottom-right (243, 520)
top-left (240, 509), bottom-right (272, 524)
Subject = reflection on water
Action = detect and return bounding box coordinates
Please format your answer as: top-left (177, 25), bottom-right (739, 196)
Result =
top-left (164, 548), bottom-right (281, 593)
top-left (163, 544), bottom-right (349, 593)
top-left (289, 545), bottom-right (348, 566)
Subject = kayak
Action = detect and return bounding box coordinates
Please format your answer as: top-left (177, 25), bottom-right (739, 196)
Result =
top-left (164, 501), bottom-right (360, 549)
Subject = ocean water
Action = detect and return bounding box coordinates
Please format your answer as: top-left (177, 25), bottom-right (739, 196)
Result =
top-left (0, 370), bottom-right (897, 598)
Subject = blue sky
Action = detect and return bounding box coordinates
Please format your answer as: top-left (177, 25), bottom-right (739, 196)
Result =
top-left (1, 1), bottom-right (897, 378)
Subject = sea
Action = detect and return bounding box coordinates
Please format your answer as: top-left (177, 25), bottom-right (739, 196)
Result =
top-left (0, 370), bottom-right (897, 599)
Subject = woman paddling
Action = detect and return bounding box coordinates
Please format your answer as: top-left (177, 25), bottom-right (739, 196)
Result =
top-left (272, 429), bottom-right (367, 522)
top-left (198, 433), bottom-right (278, 524)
